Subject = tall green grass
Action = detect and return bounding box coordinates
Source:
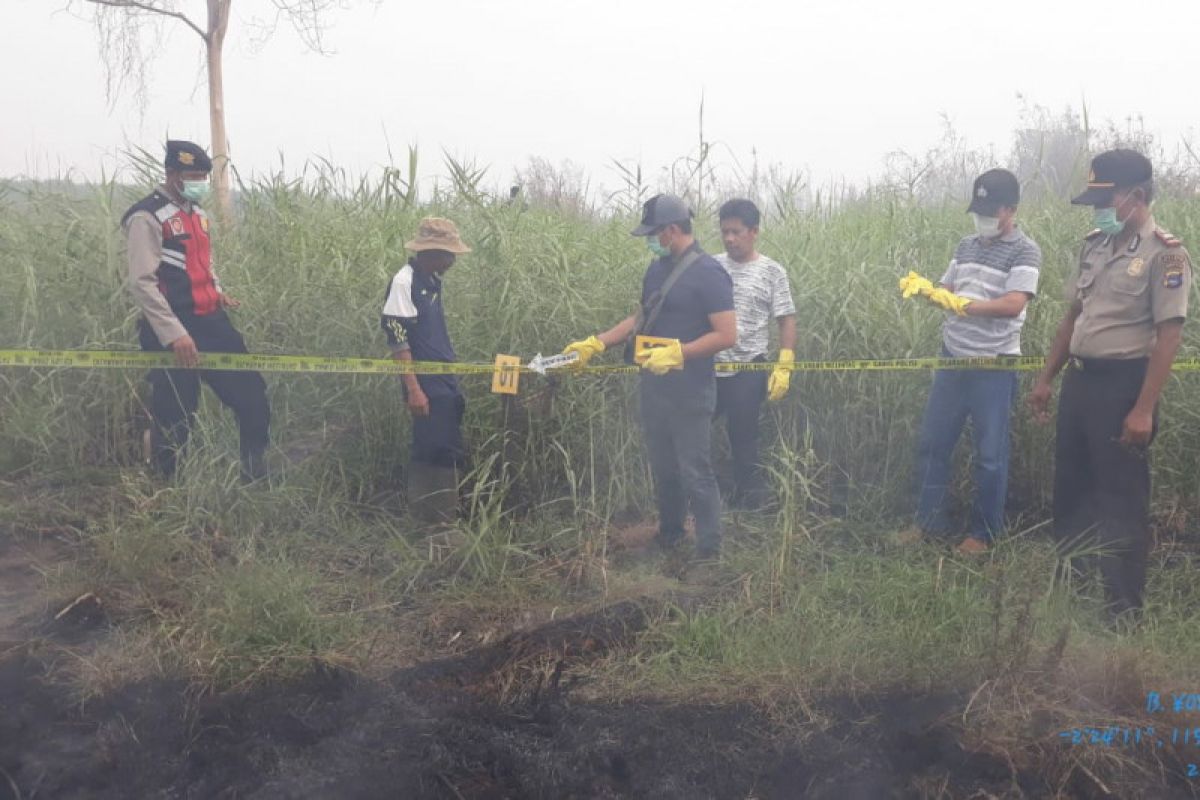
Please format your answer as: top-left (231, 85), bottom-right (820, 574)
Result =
top-left (3, 166), bottom-right (1200, 524)
top-left (4, 161), bottom-right (1200, 697)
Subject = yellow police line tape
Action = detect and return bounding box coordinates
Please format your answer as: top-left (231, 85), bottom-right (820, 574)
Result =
top-left (5, 349), bottom-right (1200, 375)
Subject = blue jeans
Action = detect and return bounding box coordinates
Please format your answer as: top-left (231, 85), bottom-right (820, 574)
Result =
top-left (914, 368), bottom-right (1017, 542)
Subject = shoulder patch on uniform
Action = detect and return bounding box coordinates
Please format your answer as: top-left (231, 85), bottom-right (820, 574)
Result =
top-left (1160, 251), bottom-right (1189, 270)
top-left (1155, 228), bottom-right (1182, 247)
top-left (1084, 228), bottom-right (1105, 241)
top-left (1161, 251), bottom-right (1188, 289)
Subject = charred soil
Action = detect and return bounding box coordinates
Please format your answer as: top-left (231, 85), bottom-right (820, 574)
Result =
top-left (0, 528), bottom-right (1194, 799)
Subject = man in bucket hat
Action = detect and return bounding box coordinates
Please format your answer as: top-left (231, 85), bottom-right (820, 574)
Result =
top-left (561, 194), bottom-right (736, 567)
top-left (1029, 149), bottom-right (1192, 625)
top-left (121, 139), bottom-right (271, 483)
top-left (381, 217), bottom-right (472, 528)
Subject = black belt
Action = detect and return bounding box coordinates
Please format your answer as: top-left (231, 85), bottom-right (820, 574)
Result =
top-left (1068, 355), bottom-right (1149, 373)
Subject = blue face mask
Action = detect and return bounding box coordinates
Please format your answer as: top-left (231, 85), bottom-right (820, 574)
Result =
top-left (646, 236), bottom-right (671, 258)
top-left (1093, 206), bottom-right (1126, 237)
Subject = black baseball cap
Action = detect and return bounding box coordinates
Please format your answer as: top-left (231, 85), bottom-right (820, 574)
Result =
top-left (966, 169), bottom-right (1020, 215)
top-left (164, 140), bottom-right (213, 173)
top-left (1071, 149), bottom-right (1153, 206)
top-left (631, 194), bottom-right (692, 236)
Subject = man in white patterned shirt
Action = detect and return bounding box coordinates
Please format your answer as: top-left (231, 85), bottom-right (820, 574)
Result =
top-left (714, 199), bottom-right (797, 509)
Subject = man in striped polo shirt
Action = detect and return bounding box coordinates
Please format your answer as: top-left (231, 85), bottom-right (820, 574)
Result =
top-left (897, 169), bottom-right (1041, 553)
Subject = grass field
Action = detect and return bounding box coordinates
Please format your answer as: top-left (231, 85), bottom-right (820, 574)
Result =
top-left (3, 164), bottom-right (1200, 796)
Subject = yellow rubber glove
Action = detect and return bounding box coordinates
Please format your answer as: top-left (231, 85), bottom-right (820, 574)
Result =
top-left (926, 287), bottom-right (972, 316)
top-left (562, 335), bottom-right (606, 368)
top-left (640, 338), bottom-right (683, 375)
top-left (898, 271), bottom-right (935, 299)
top-left (767, 348), bottom-right (794, 402)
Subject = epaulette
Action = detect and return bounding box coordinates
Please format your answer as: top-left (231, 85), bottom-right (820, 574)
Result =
top-left (1155, 228), bottom-right (1183, 247)
top-left (1084, 228), bottom-right (1105, 241)
top-left (119, 189), bottom-right (172, 227)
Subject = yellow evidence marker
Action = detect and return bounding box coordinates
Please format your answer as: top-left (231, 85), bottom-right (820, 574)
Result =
top-left (491, 354), bottom-right (522, 395)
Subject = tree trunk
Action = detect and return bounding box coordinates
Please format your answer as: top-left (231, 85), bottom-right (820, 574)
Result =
top-left (206, 0), bottom-right (234, 225)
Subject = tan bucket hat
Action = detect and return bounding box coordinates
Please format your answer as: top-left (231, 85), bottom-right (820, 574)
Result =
top-left (405, 217), bottom-right (471, 254)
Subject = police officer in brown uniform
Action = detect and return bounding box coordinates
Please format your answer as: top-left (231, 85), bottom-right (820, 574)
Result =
top-left (1029, 149), bottom-right (1191, 621)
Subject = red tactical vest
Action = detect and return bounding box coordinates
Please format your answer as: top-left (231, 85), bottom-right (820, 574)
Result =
top-left (122, 191), bottom-right (220, 317)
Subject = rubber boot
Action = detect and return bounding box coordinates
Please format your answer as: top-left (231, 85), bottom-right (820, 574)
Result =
top-left (408, 463), bottom-right (458, 530)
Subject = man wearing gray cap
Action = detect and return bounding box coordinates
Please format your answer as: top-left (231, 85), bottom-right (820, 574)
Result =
top-left (563, 194), bottom-right (736, 561)
top-left (1029, 149), bottom-right (1192, 623)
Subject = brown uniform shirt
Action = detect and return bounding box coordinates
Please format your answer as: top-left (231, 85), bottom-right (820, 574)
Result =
top-left (1068, 216), bottom-right (1192, 359)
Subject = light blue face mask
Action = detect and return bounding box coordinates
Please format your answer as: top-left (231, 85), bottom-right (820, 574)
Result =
top-left (646, 235), bottom-right (670, 258)
top-left (1092, 206), bottom-right (1126, 236)
top-left (181, 180), bottom-right (211, 204)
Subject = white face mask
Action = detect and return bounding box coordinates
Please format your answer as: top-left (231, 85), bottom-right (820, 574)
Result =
top-left (972, 213), bottom-right (1002, 239)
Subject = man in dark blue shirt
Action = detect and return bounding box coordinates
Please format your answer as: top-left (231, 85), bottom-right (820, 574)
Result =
top-left (563, 195), bottom-right (736, 561)
top-left (381, 217), bottom-right (471, 527)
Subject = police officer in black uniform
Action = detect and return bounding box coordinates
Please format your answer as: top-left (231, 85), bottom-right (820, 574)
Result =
top-left (1029, 149), bottom-right (1192, 622)
top-left (122, 140), bottom-right (270, 481)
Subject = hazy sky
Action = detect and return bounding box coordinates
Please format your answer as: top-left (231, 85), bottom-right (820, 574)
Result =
top-left (5, 0), bottom-right (1199, 192)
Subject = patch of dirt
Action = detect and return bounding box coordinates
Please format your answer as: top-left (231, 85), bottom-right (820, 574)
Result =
top-left (0, 583), bottom-right (1038, 800)
top-left (1, 527), bottom-right (1197, 799)
top-left (608, 518), bottom-right (695, 553)
top-left (0, 531), bottom-right (88, 651)
top-left (2, 644), bottom-right (1046, 800)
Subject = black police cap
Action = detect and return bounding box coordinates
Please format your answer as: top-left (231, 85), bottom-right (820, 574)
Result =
top-left (164, 140), bottom-right (213, 173)
top-left (966, 169), bottom-right (1020, 214)
top-left (1071, 149), bottom-right (1153, 206)
top-left (631, 194), bottom-right (692, 236)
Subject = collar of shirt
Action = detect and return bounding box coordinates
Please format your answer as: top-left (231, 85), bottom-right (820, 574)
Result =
top-left (999, 225), bottom-right (1024, 243)
top-left (407, 259), bottom-right (444, 287)
top-left (721, 251), bottom-right (763, 267)
top-left (675, 241), bottom-right (703, 261)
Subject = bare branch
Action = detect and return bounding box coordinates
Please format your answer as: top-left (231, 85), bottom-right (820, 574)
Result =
top-left (83, 0), bottom-right (208, 41)
top-left (245, 0), bottom-right (349, 55)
